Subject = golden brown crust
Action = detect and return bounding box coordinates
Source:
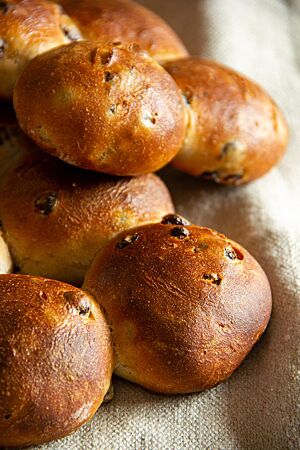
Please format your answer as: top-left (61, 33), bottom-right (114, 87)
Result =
top-left (84, 219), bottom-right (272, 394)
top-left (0, 151), bottom-right (174, 285)
top-left (0, 0), bottom-right (82, 99)
top-left (58, 0), bottom-right (188, 63)
top-left (13, 41), bottom-right (186, 176)
top-left (0, 274), bottom-right (113, 447)
top-left (165, 58), bottom-right (289, 184)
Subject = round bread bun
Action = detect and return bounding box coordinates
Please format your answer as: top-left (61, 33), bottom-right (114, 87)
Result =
top-left (13, 41), bottom-right (187, 176)
top-left (0, 274), bottom-right (113, 447)
top-left (165, 58), bottom-right (289, 185)
top-left (84, 216), bottom-right (272, 394)
top-left (58, 0), bottom-right (188, 63)
top-left (0, 0), bottom-right (82, 100)
top-left (0, 151), bottom-right (174, 285)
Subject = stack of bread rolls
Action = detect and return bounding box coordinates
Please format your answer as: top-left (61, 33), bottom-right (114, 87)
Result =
top-left (0, 0), bottom-right (287, 447)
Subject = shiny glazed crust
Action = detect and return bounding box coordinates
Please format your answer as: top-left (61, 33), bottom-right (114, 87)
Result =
top-left (13, 41), bottom-right (186, 176)
top-left (0, 0), bottom-right (82, 99)
top-left (84, 219), bottom-right (272, 394)
top-left (58, 0), bottom-right (188, 63)
top-left (0, 151), bottom-right (174, 285)
top-left (165, 58), bottom-right (289, 184)
top-left (0, 274), bottom-right (114, 447)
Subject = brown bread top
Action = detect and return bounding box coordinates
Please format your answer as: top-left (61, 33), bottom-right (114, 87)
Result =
top-left (165, 58), bottom-right (288, 184)
top-left (0, 274), bottom-right (113, 447)
top-left (0, 0), bottom-right (82, 99)
top-left (84, 218), bottom-right (272, 394)
top-left (0, 150), bottom-right (174, 285)
top-left (13, 41), bottom-right (186, 176)
top-left (58, 0), bottom-right (188, 63)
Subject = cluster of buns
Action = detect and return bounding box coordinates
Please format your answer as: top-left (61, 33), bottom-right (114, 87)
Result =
top-left (0, 0), bottom-right (283, 447)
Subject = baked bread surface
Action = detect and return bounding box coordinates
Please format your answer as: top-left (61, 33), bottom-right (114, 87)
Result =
top-left (84, 218), bottom-right (272, 394)
top-left (58, 0), bottom-right (188, 63)
top-left (165, 58), bottom-right (288, 184)
top-left (0, 0), bottom-right (82, 99)
top-left (0, 274), bottom-right (113, 447)
top-left (13, 41), bottom-right (186, 176)
top-left (0, 151), bottom-right (174, 285)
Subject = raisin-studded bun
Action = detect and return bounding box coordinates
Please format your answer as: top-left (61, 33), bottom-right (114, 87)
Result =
top-left (13, 41), bottom-right (186, 176)
top-left (0, 274), bottom-right (113, 447)
top-left (84, 216), bottom-right (272, 394)
top-left (165, 59), bottom-right (289, 185)
top-left (0, 0), bottom-right (82, 100)
top-left (0, 151), bottom-right (174, 285)
top-left (58, 0), bottom-right (188, 63)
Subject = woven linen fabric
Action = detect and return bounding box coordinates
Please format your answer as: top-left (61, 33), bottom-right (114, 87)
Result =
top-left (37, 1), bottom-right (300, 449)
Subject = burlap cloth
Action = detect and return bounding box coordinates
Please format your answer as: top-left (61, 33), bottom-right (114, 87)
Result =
top-left (38, 1), bottom-right (300, 448)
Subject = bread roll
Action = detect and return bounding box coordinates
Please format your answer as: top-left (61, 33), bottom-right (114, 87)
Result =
top-left (0, 0), bottom-right (82, 99)
top-left (0, 151), bottom-right (174, 285)
top-left (165, 59), bottom-right (288, 184)
top-left (0, 274), bottom-right (113, 447)
top-left (84, 216), bottom-right (272, 394)
top-left (58, 0), bottom-right (188, 63)
top-left (13, 41), bottom-right (186, 176)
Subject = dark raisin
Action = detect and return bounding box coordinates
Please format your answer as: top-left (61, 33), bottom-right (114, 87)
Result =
top-left (90, 48), bottom-right (98, 64)
top-left (117, 233), bottom-right (139, 249)
top-left (222, 173), bottom-right (243, 184)
top-left (101, 50), bottom-right (113, 65)
top-left (109, 105), bottom-right (117, 114)
top-left (162, 214), bottom-right (190, 226)
top-left (201, 171), bottom-right (221, 183)
top-left (225, 246), bottom-right (237, 260)
top-left (61, 26), bottom-right (81, 42)
top-left (39, 291), bottom-right (48, 301)
top-left (104, 72), bottom-right (114, 82)
top-left (0, 39), bottom-right (7, 57)
top-left (202, 273), bottom-right (222, 285)
top-left (78, 303), bottom-right (91, 317)
top-left (220, 141), bottom-right (238, 158)
top-left (34, 193), bottom-right (57, 215)
top-left (171, 227), bottom-right (190, 239)
top-left (182, 90), bottom-right (193, 105)
top-left (0, 1), bottom-right (9, 14)
top-left (193, 242), bottom-right (208, 252)
top-left (113, 41), bottom-right (122, 46)
top-left (4, 413), bottom-right (11, 420)
top-left (64, 292), bottom-right (91, 317)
